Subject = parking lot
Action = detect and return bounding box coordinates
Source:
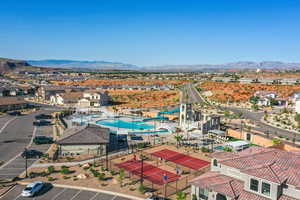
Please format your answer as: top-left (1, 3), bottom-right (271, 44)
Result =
top-left (0, 111), bottom-right (54, 180)
top-left (1, 185), bottom-right (132, 200)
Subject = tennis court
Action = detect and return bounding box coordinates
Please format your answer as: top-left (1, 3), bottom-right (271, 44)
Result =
top-left (151, 149), bottom-right (210, 170)
top-left (115, 159), bottom-right (180, 185)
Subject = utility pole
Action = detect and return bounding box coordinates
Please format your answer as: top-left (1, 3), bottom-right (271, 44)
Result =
top-left (105, 145), bottom-right (109, 170)
top-left (24, 148), bottom-right (28, 178)
top-left (140, 154), bottom-right (145, 186)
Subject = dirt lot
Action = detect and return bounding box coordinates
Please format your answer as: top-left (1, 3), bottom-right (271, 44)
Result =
top-left (200, 81), bottom-right (300, 102)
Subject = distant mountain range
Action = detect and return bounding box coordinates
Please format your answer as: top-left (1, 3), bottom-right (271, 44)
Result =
top-left (2, 58), bottom-right (300, 73)
top-left (146, 61), bottom-right (300, 72)
top-left (0, 57), bottom-right (31, 74)
top-left (28, 59), bottom-right (140, 71)
top-left (27, 59), bottom-right (300, 72)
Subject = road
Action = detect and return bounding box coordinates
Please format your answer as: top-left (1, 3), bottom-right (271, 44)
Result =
top-left (0, 107), bottom-right (59, 180)
top-left (1, 185), bottom-right (132, 200)
top-left (182, 83), bottom-right (205, 103)
top-left (186, 84), bottom-right (300, 141)
top-left (223, 106), bottom-right (300, 141)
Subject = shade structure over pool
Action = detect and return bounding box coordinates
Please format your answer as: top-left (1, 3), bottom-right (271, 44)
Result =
top-left (151, 149), bottom-right (210, 170)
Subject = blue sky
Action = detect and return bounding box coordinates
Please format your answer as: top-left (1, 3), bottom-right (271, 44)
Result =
top-left (0, 0), bottom-right (300, 66)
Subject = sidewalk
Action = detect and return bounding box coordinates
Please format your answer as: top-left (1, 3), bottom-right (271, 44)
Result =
top-left (18, 181), bottom-right (144, 200)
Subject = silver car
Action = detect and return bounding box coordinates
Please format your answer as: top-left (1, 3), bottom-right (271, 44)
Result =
top-left (21, 181), bottom-right (45, 197)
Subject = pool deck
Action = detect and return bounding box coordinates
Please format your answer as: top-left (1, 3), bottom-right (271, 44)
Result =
top-left (70, 107), bottom-right (177, 135)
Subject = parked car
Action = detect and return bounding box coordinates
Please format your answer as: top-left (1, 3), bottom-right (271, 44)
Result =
top-left (21, 149), bottom-right (44, 159)
top-left (33, 136), bottom-right (53, 145)
top-left (33, 120), bottom-right (51, 126)
top-left (35, 114), bottom-right (53, 120)
top-left (7, 111), bottom-right (21, 116)
top-left (21, 181), bottom-right (45, 197)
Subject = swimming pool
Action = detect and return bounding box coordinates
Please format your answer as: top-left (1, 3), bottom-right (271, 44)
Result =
top-left (96, 119), bottom-right (154, 130)
top-left (214, 146), bottom-right (224, 150)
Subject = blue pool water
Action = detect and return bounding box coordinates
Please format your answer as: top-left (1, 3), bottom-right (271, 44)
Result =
top-left (96, 119), bottom-right (154, 130)
top-left (214, 146), bottom-right (225, 150)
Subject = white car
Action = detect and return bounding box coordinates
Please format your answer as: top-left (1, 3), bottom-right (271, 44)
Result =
top-left (21, 181), bottom-right (45, 197)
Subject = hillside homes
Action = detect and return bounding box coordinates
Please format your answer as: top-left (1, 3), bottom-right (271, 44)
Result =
top-left (190, 147), bottom-right (300, 200)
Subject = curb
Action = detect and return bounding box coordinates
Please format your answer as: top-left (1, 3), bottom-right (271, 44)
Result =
top-left (260, 119), bottom-right (299, 134)
top-left (0, 183), bottom-right (16, 198)
top-left (18, 181), bottom-right (144, 200)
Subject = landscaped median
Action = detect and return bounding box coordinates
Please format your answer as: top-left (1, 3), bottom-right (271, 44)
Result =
top-left (17, 163), bottom-right (147, 199)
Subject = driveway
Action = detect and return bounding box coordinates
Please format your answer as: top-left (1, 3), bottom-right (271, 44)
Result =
top-left (1, 185), bottom-right (132, 200)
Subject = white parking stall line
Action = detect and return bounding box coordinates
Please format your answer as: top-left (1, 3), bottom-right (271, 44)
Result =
top-left (0, 127), bottom-right (37, 170)
top-left (111, 196), bottom-right (117, 200)
top-left (70, 190), bottom-right (82, 200)
top-left (51, 188), bottom-right (66, 200)
top-left (89, 193), bottom-right (99, 200)
top-left (13, 194), bottom-right (21, 200)
top-left (0, 116), bottom-right (17, 134)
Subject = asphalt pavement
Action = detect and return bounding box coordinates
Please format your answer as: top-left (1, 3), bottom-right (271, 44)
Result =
top-left (0, 108), bottom-right (57, 180)
top-left (222, 106), bottom-right (300, 141)
top-left (1, 185), bottom-right (132, 200)
top-left (187, 83), bottom-right (300, 141)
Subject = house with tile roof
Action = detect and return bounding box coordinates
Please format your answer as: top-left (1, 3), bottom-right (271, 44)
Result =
top-left (190, 146), bottom-right (300, 200)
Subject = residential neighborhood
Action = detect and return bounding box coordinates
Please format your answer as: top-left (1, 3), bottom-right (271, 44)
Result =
top-left (2, 1), bottom-right (300, 200)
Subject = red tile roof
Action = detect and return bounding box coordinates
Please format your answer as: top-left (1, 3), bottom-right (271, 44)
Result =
top-left (190, 171), bottom-right (298, 200)
top-left (214, 147), bottom-right (300, 187)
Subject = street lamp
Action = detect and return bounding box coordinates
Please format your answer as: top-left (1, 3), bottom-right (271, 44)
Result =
top-left (140, 154), bottom-right (146, 186)
top-left (24, 148), bottom-right (28, 178)
top-left (105, 145), bottom-right (109, 170)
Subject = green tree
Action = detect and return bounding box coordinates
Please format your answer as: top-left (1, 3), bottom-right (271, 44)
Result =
top-left (270, 98), bottom-right (278, 106)
top-left (176, 191), bottom-right (187, 200)
top-left (272, 138), bottom-right (282, 146)
top-left (174, 135), bottom-right (183, 148)
top-left (250, 96), bottom-right (259, 104)
top-left (192, 194), bottom-right (198, 200)
top-left (118, 168), bottom-right (125, 187)
top-left (47, 166), bottom-right (55, 174)
top-left (224, 146), bottom-right (233, 152)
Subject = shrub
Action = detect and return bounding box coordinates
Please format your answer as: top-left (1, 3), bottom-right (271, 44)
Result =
top-left (224, 146), bottom-right (233, 152)
top-left (63, 176), bottom-right (71, 179)
top-left (48, 177), bottom-right (56, 181)
top-left (66, 157), bottom-right (74, 162)
top-left (90, 168), bottom-right (100, 177)
top-left (176, 191), bottom-right (187, 200)
top-left (118, 169), bottom-right (125, 187)
top-left (98, 173), bottom-right (106, 181)
top-left (201, 147), bottom-right (210, 153)
top-left (272, 138), bottom-right (282, 145)
top-left (47, 166), bottom-right (55, 174)
top-left (109, 170), bottom-right (116, 176)
top-left (60, 166), bottom-right (72, 174)
top-left (83, 166), bottom-right (90, 170)
top-left (138, 184), bottom-right (146, 194)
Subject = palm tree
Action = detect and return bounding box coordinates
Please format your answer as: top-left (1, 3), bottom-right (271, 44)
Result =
top-left (174, 135), bottom-right (183, 148)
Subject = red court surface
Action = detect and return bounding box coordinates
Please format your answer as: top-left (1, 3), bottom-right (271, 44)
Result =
top-left (115, 159), bottom-right (180, 185)
top-left (151, 149), bottom-right (210, 170)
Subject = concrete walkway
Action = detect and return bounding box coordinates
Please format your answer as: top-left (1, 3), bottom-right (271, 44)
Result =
top-left (17, 181), bottom-right (144, 200)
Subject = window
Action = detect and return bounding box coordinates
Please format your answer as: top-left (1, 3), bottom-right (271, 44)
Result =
top-left (246, 133), bottom-right (251, 141)
top-left (262, 182), bottom-right (271, 196)
top-left (250, 179), bottom-right (259, 192)
top-left (216, 193), bottom-right (227, 200)
top-left (213, 159), bottom-right (218, 167)
top-left (199, 188), bottom-right (209, 200)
